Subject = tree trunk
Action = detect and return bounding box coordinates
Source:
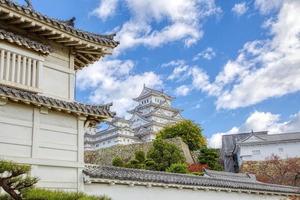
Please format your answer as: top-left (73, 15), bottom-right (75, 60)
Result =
top-left (0, 180), bottom-right (22, 200)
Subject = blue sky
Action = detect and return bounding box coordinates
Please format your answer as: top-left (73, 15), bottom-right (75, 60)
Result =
top-left (19, 0), bottom-right (300, 147)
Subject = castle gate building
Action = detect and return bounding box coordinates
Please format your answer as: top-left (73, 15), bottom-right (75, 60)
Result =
top-left (0, 0), bottom-right (117, 191)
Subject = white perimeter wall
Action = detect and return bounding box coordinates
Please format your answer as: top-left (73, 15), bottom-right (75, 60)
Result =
top-left (84, 183), bottom-right (289, 200)
top-left (0, 102), bottom-right (85, 191)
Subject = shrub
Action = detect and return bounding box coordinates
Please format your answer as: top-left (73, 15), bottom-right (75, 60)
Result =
top-left (23, 188), bottom-right (110, 200)
top-left (166, 163), bottom-right (188, 174)
top-left (198, 147), bottom-right (223, 171)
top-left (191, 172), bottom-right (204, 176)
top-left (157, 120), bottom-right (207, 151)
top-left (147, 139), bottom-right (185, 171)
top-left (188, 163), bottom-right (208, 173)
top-left (145, 159), bottom-right (157, 171)
top-left (134, 151), bottom-right (146, 163)
top-left (112, 157), bottom-right (124, 167)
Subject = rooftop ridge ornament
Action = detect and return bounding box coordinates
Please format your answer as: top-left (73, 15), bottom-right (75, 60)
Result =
top-left (59, 17), bottom-right (76, 27)
top-left (25, 0), bottom-right (33, 10)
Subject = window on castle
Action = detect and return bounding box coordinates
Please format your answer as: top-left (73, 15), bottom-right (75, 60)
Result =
top-left (0, 44), bottom-right (43, 93)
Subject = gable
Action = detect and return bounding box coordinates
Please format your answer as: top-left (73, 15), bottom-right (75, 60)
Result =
top-left (241, 135), bottom-right (265, 143)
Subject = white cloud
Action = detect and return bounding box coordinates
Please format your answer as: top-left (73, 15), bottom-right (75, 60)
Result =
top-left (93, 0), bottom-right (221, 53)
top-left (92, 0), bottom-right (119, 21)
top-left (215, 0), bottom-right (300, 109)
top-left (208, 127), bottom-right (239, 148)
top-left (167, 64), bottom-right (189, 81)
top-left (232, 2), bottom-right (248, 16)
top-left (208, 111), bottom-right (300, 148)
top-left (77, 59), bottom-right (163, 116)
top-left (175, 85), bottom-right (191, 96)
top-left (254, 0), bottom-right (283, 15)
top-left (184, 0), bottom-right (300, 110)
top-left (193, 47), bottom-right (216, 61)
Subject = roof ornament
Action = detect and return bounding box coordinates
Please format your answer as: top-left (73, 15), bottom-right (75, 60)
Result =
top-left (25, 0), bottom-right (33, 10)
top-left (60, 17), bottom-right (76, 27)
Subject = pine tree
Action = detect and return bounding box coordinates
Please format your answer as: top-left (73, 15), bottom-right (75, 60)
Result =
top-left (0, 160), bottom-right (38, 200)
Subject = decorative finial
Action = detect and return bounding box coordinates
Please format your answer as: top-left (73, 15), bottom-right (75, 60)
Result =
top-left (143, 84), bottom-right (146, 88)
top-left (25, 0), bottom-right (33, 10)
top-left (60, 17), bottom-right (76, 27)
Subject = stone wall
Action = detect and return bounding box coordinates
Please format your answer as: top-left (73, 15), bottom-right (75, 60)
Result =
top-left (85, 137), bottom-right (195, 165)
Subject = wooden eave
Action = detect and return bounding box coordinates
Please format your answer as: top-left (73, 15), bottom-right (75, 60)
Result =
top-left (0, 1), bottom-right (119, 70)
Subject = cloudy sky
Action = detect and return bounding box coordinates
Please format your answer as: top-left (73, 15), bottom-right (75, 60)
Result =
top-left (21, 0), bottom-right (300, 148)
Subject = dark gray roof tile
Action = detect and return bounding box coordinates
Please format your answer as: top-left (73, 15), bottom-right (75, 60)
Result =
top-left (0, 29), bottom-right (52, 54)
top-left (83, 165), bottom-right (300, 195)
top-left (0, 85), bottom-right (115, 118)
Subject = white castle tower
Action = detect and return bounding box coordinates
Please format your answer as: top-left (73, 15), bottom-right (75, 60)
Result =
top-left (85, 86), bottom-right (184, 149)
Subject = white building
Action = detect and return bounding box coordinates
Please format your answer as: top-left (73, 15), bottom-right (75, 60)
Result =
top-left (85, 86), bottom-right (184, 149)
top-left (237, 132), bottom-right (300, 164)
top-left (0, 0), bottom-right (117, 191)
top-left (221, 131), bottom-right (300, 172)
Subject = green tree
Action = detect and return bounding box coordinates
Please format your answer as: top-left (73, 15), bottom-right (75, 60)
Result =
top-left (166, 163), bottom-right (188, 174)
top-left (0, 160), bottom-right (38, 200)
top-left (147, 139), bottom-right (185, 171)
top-left (157, 120), bottom-right (207, 151)
top-left (198, 148), bottom-right (223, 171)
top-left (112, 157), bottom-right (124, 167)
top-left (134, 151), bottom-right (146, 163)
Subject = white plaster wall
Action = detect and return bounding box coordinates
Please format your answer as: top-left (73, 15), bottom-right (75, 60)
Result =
top-left (0, 102), bottom-right (84, 191)
top-left (85, 183), bottom-right (287, 200)
top-left (42, 43), bottom-right (75, 101)
top-left (240, 142), bottom-right (300, 162)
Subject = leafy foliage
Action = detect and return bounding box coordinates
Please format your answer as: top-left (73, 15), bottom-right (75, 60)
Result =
top-left (0, 160), bottom-right (38, 200)
top-left (187, 163), bottom-right (208, 173)
top-left (112, 157), bottom-right (124, 167)
top-left (241, 155), bottom-right (300, 187)
top-left (157, 120), bottom-right (207, 151)
top-left (112, 140), bottom-right (185, 172)
top-left (0, 160), bottom-right (110, 200)
top-left (166, 163), bottom-right (188, 174)
top-left (198, 148), bottom-right (223, 171)
top-left (147, 139), bottom-right (185, 171)
top-left (23, 188), bottom-right (110, 200)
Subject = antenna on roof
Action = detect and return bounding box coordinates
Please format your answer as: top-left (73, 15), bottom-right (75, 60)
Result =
top-left (25, 0), bottom-right (33, 10)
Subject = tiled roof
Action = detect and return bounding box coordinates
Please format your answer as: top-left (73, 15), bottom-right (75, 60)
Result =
top-left (0, 85), bottom-right (115, 119)
top-left (239, 132), bottom-right (300, 145)
top-left (0, 0), bottom-right (119, 48)
top-left (204, 169), bottom-right (256, 182)
top-left (83, 165), bottom-right (300, 195)
top-left (0, 29), bottom-right (52, 54)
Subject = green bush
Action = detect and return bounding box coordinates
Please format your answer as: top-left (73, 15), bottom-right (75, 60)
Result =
top-left (147, 139), bottom-right (185, 171)
top-left (134, 151), bottom-right (146, 163)
top-left (191, 171), bottom-right (204, 176)
top-left (23, 188), bottom-right (110, 200)
top-left (112, 157), bottom-right (124, 167)
top-left (198, 147), bottom-right (223, 171)
top-left (166, 163), bottom-right (188, 174)
top-left (157, 120), bottom-right (207, 151)
top-left (0, 194), bottom-right (13, 200)
top-left (145, 159), bottom-right (157, 171)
